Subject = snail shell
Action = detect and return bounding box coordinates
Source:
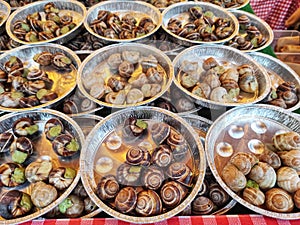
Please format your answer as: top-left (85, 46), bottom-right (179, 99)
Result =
top-left (12, 117), bottom-right (38, 137)
top-left (278, 150), bottom-right (300, 172)
top-left (192, 196), bottom-right (215, 215)
top-left (44, 118), bottom-right (64, 141)
top-left (221, 163), bottom-right (247, 192)
top-left (115, 187), bottom-right (137, 213)
top-left (242, 187), bottom-right (265, 206)
top-left (191, 83), bottom-right (211, 99)
top-left (180, 60), bottom-right (198, 73)
top-left (19, 96), bottom-right (40, 108)
top-left (52, 134), bottom-right (80, 157)
top-left (107, 53), bottom-right (122, 70)
top-left (105, 90), bottom-right (126, 105)
top-left (116, 163), bottom-right (142, 186)
top-left (273, 131), bottom-right (300, 151)
top-left (160, 181), bottom-right (188, 208)
top-left (151, 144), bottom-right (173, 168)
top-left (126, 146), bottom-right (151, 166)
top-left (126, 88), bottom-right (144, 104)
top-left (0, 162), bottom-right (26, 187)
top-left (229, 152), bottom-right (258, 175)
top-left (25, 160), bottom-right (53, 183)
top-left (10, 137), bottom-right (34, 164)
top-left (293, 189), bottom-right (300, 209)
top-left (118, 60), bottom-right (134, 78)
top-left (142, 165), bottom-right (164, 190)
top-left (167, 162), bottom-right (193, 187)
top-left (146, 67), bottom-right (163, 84)
top-left (31, 181), bottom-right (58, 208)
top-left (84, 197), bottom-right (97, 214)
top-left (97, 175), bottom-right (120, 201)
top-left (257, 146), bottom-right (281, 169)
top-left (48, 167), bottom-right (76, 190)
top-left (33, 51), bottom-right (53, 66)
top-left (202, 57), bottom-right (218, 71)
top-left (210, 87), bottom-right (228, 103)
top-left (209, 183), bottom-right (230, 207)
top-left (265, 188), bottom-right (294, 213)
top-left (0, 132), bottom-right (14, 153)
top-left (219, 68), bottom-right (239, 83)
top-left (277, 167), bottom-right (300, 193)
top-left (238, 73), bottom-right (258, 94)
top-left (151, 122), bottom-right (171, 145)
top-left (135, 190), bottom-right (162, 216)
top-left (248, 162), bottom-right (276, 190)
top-left (62, 195), bottom-right (84, 218)
top-left (167, 130), bottom-right (188, 162)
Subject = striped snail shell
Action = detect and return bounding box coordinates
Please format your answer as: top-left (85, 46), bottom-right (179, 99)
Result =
top-left (151, 144), bottom-right (172, 168)
top-left (126, 146), bottom-right (151, 166)
top-left (142, 165), bottom-right (164, 190)
top-left (167, 162), bottom-right (193, 187)
top-left (115, 187), bottom-right (137, 213)
top-left (192, 196), bottom-right (215, 215)
top-left (208, 183), bottom-right (230, 207)
top-left (151, 122), bottom-right (170, 145)
top-left (135, 190), bottom-right (162, 216)
top-left (167, 130), bottom-right (188, 162)
top-left (97, 175), bottom-right (120, 201)
top-left (160, 181), bottom-right (188, 208)
top-left (265, 188), bottom-right (294, 213)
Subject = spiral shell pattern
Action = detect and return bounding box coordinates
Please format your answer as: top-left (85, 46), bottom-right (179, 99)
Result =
top-left (116, 163), bottom-right (142, 186)
top-left (151, 122), bottom-right (170, 145)
top-left (209, 183), bottom-right (230, 207)
top-left (242, 187), bottom-right (265, 206)
top-left (142, 166), bottom-right (164, 190)
top-left (278, 150), bottom-right (300, 172)
top-left (293, 189), bottom-right (300, 209)
top-left (115, 187), bottom-right (137, 213)
top-left (31, 181), bottom-right (58, 208)
top-left (167, 162), bottom-right (193, 186)
top-left (126, 146), bottom-right (151, 166)
top-left (167, 130), bottom-right (188, 161)
top-left (221, 163), bottom-right (247, 192)
top-left (258, 147), bottom-right (281, 169)
top-left (248, 162), bottom-right (276, 190)
top-left (273, 131), bottom-right (300, 151)
top-left (276, 167), bottom-right (300, 193)
top-left (265, 188), bottom-right (294, 213)
top-left (229, 152), bottom-right (258, 175)
top-left (160, 181), bottom-right (188, 208)
top-left (135, 190), bottom-right (162, 216)
top-left (97, 175), bottom-right (120, 201)
top-left (151, 145), bottom-right (172, 168)
top-left (192, 196), bottom-right (215, 215)
top-left (27, 69), bottom-right (46, 80)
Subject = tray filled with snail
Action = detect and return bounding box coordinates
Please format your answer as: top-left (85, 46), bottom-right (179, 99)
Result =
top-left (195, 0), bottom-right (250, 10)
top-left (77, 42), bottom-right (173, 109)
top-left (80, 106), bottom-right (206, 223)
top-left (139, 0), bottom-right (187, 11)
top-left (84, 1), bottom-right (162, 44)
top-left (3, 0), bottom-right (35, 10)
top-left (5, 0), bottom-right (87, 45)
top-left (249, 52), bottom-right (300, 112)
top-left (0, 30), bottom-right (22, 54)
top-left (161, 2), bottom-right (239, 46)
top-left (0, 109), bottom-right (85, 224)
top-left (226, 10), bottom-right (274, 52)
top-left (0, 43), bottom-right (80, 112)
top-left (0, 1), bottom-right (11, 34)
top-left (172, 44), bottom-right (271, 109)
top-left (206, 104), bottom-right (300, 220)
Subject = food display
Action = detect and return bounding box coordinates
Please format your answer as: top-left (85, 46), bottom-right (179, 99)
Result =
top-left (0, 31), bottom-right (22, 52)
top-left (80, 107), bottom-right (205, 223)
top-left (84, 1), bottom-right (162, 43)
top-left (78, 43), bottom-right (173, 108)
top-left (162, 2), bottom-right (238, 46)
top-left (206, 105), bottom-right (300, 219)
top-left (4, 0), bottom-right (35, 8)
top-left (6, 0), bottom-right (86, 45)
top-left (0, 44), bottom-right (80, 112)
top-left (141, 0), bottom-right (185, 9)
top-left (226, 10), bottom-right (273, 52)
top-left (195, 0), bottom-right (249, 9)
top-left (249, 52), bottom-right (300, 111)
top-left (173, 45), bottom-right (271, 109)
top-left (0, 109), bottom-right (84, 223)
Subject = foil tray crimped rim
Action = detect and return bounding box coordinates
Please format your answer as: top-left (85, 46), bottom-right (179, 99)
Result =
top-left (0, 1), bottom-right (11, 34)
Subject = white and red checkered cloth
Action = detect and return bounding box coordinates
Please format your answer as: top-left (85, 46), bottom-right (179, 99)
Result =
top-left (19, 215), bottom-right (300, 225)
top-left (251, 0), bottom-right (300, 30)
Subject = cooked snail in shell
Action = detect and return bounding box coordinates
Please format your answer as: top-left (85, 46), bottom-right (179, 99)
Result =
top-left (115, 187), bottom-right (137, 213)
top-left (116, 163), bottom-right (142, 186)
top-left (126, 146), bottom-right (151, 166)
top-left (276, 166), bottom-right (300, 193)
top-left (167, 162), bottom-right (193, 187)
top-left (278, 150), bottom-right (300, 172)
top-left (151, 144), bottom-right (173, 168)
top-left (265, 188), bottom-right (294, 213)
top-left (97, 175), bottom-right (120, 201)
top-left (0, 190), bottom-right (33, 219)
top-left (25, 160), bottom-right (53, 183)
top-left (151, 122), bottom-right (171, 145)
top-left (44, 118), bottom-right (64, 141)
top-left (192, 196), bottom-right (215, 215)
top-left (221, 163), bottom-right (247, 192)
top-left (10, 137), bottom-right (34, 164)
top-left (0, 162), bottom-right (26, 187)
top-left (135, 190), bottom-right (162, 216)
top-left (142, 165), bottom-right (164, 190)
top-left (12, 117), bottom-right (39, 138)
top-left (52, 134), bottom-right (80, 157)
top-left (48, 167), bottom-right (76, 190)
top-left (160, 181), bottom-right (188, 208)
top-left (58, 195), bottom-right (84, 218)
top-left (273, 131), bottom-right (300, 151)
top-left (257, 146), bottom-right (281, 169)
top-left (248, 162), bottom-right (276, 190)
top-left (208, 183), bottom-right (230, 207)
top-left (242, 186), bottom-right (265, 206)
top-left (229, 152), bottom-right (258, 175)
top-left (31, 181), bottom-right (58, 208)
top-left (122, 117), bottom-right (148, 143)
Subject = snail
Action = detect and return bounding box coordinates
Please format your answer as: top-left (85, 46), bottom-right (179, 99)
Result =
top-left (126, 88), bottom-right (144, 104)
top-left (126, 146), bottom-right (151, 166)
top-left (48, 167), bottom-right (76, 190)
top-left (167, 130), bottom-right (188, 162)
top-left (160, 181), bottom-right (188, 208)
top-left (273, 131), bottom-right (300, 151)
top-left (209, 183), bottom-right (230, 207)
top-left (229, 152), bottom-right (258, 175)
top-left (265, 188), bottom-right (294, 213)
top-left (52, 134), bottom-right (80, 157)
top-left (221, 163), bottom-right (247, 192)
top-left (192, 196), bottom-right (215, 215)
top-left (257, 146), bottom-right (281, 169)
top-left (115, 187), bottom-right (137, 213)
top-left (167, 162), bottom-right (193, 187)
top-left (25, 160), bottom-right (53, 183)
top-left (10, 137), bottom-right (34, 164)
top-left (116, 163), bottom-right (142, 186)
top-left (31, 181), bottom-right (58, 208)
top-left (278, 150), bottom-right (300, 172)
top-left (58, 195), bottom-right (84, 218)
top-left (293, 189), bottom-right (300, 209)
top-left (242, 186), bottom-right (265, 206)
top-left (151, 122), bottom-right (171, 145)
top-left (0, 162), bottom-right (26, 187)
top-left (135, 190), bottom-right (162, 216)
top-left (151, 144), bottom-right (173, 168)
top-left (84, 197), bottom-right (97, 214)
top-left (44, 118), bottom-right (64, 141)
top-left (142, 165), bottom-right (165, 190)
top-left (12, 117), bottom-right (39, 138)
top-left (0, 190), bottom-right (33, 219)
top-left (248, 162), bottom-right (276, 190)
top-left (276, 167), bottom-right (300, 193)
top-left (122, 117), bottom-right (148, 143)
top-left (97, 175), bottom-right (120, 201)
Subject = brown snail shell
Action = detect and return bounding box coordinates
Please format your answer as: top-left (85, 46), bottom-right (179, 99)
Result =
top-left (44, 118), bottom-right (64, 141)
top-left (115, 187), bottom-right (137, 213)
top-left (0, 162), bottom-right (26, 187)
top-left (167, 162), bottom-right (193, 187)
top-left (52, 134), bottom-right (79, 157)
top-left (107, 53), bottom-right (122, 70)
top-left (293, 189), bottom-right (300, 209)
top-left (105, 90), bottom-right (126, 105)
top-left (19, 96), bottom-right (40, 108)
top-left (63, 99), bottom-right (79, 114)
top-left (278, 150), bottom-right (300, 172)
top-left (192, 83), bottom-right (211, 99)
top-left (146, 67), bottom-right (163, 84)
top-left (151, 122), bottom-right (171, 145)
top-left (202, 57), bottom-right (218, 71)
top-left (229, 152), bottom-right (258, 175)
top-left (116, 163), bottom-right (142, 186)
top-left (122, 117), bottom-right (148, 143)
top-left (122, 51), bottom-right (140, 64)
top-left (242, 187), bottom-right (265, 206)
top-left (151, 144), bottom-right (173, 168)
top-left (167, 129), bottom-right (188, 161)
top-left (181, 72), bottom-right (198, 89)
top-left (97, 175), bottom-right (120, 201)
top-left (126, 146), bottom-right (151, 166)
top-left (33, 51), bottom-right (53, 66)
top-left (219, 68), bottom-right (239, 83)
top-left (31, 181), bottom-right (58, 208)
top-left (10, 137), bottom-right (34, 164)
top-left (48, 167), bottom-right (76, 190)
top-left (84, 197), bottom-right (97, 214)
top-left (248, 162), bottom-right (276, 190)
top-left (118, 60), bottom-right (134, 78)
top-left (273, 131), bottom-right (300, 151)
top-left (265, 188), bottom-right (294, 213)
top-left (192, 196), bottom-right (215, 215)
top-left (142, 165), bottom-right (164, 190)
top-left (209, 183), bottom-right (230, 207)
top-left (27, 68), bottom-right (46, 80)
top-left (0, 190), bottom-right (33, 219)
top-left (12, 117), bottom-right (37, 137)
top-left (52, 53), bottom-right (72, 71)
top-left (257, 146), bottom-right (281, 169)
top-left (62, 195), bottom-right (84, 218)
top-left (0, 132), bottom-right (14, 153)
top-left (221, 163), bottom-right (247, 192)
top-left (160, 181), bottom-right (188, 208)
top-left (107, 77), bottom-right (126, 92)
top-left (25, 160), bottom-right (53, 183)
top-left (135, 190), bottom-right (162, 216)
top-left (238, 73), bottom-right (258, 93)
top-left (276, 166), bottom-right (300, 193)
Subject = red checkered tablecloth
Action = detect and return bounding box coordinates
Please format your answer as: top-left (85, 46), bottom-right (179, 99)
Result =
top-left (250, 0), bottom-right (300, 30)
top-left (19, 215), bottom-right (300, 225)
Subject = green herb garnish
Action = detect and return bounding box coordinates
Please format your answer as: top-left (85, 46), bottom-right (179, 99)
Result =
top-left (59, 198), bottom-right (73, 214)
